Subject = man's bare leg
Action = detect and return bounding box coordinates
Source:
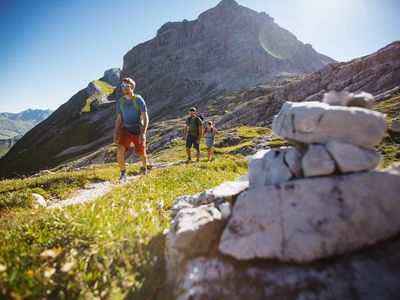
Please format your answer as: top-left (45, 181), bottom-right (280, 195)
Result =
top-left (139, 153), bottom-right (148, 168)
top-left (186, 147), bottom-right (191, 161)
top-left (117, 145), bottom-right (126, 171)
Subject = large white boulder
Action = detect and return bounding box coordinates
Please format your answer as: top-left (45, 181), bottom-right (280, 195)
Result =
top-left (219, 170), bottom-right (400, 263)
top-left (272, 101), bottom-right (387, 148)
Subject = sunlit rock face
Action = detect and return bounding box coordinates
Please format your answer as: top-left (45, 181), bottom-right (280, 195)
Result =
top-left (118, 0), bottom-right (334, 121)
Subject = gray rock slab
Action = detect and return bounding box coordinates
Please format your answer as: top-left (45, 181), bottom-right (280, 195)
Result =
top-left (302, 144), bottom-right (336, 177)
top-left (167, 204), bottom-right (225, 258)
top-left (171, 180), bottom-right (248, 217)
top-left (326, 140), bottom-right (382, 173)
top-left (219, 170), bottom-right (400, 263)
top-left (272, 101), bottom-right (387, 148)
top-left (249, 149), bottom-right (293, 188)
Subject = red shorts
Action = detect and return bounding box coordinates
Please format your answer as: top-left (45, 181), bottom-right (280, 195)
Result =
top-left (117, 129), bottom-right (146, 155)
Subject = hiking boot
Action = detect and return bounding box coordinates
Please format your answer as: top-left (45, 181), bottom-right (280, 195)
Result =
top-left (185, 157), bottom-right (192, 164)
top-left (118, 172), bottom-right (127, 183)
top-left (140, 167), bottom-right (148, 175)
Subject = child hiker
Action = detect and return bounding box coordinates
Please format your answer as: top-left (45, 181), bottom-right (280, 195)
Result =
top-left (204, 121), bottom-right (221, 162)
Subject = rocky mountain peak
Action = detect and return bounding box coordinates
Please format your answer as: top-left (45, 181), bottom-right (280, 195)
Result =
top-left (216, 0), bottom-right (238, 8)
top-left (100, 68), bottom-right (121, 87)
top-left (119, 1), bottom-right (334, 122)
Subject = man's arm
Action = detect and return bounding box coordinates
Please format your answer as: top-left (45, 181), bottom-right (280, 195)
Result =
top-left (114, 114), bottom-right (123, 144)
top-left (183, 119), bottom-right (189, 139)
top-left (140, 111), bottom-right (149, 143)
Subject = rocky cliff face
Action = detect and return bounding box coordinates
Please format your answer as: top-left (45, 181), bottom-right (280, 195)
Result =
top-left (211, 41), bottom-right (400, 128)
top-left (118, 0), bottom-right (334, 121)
top-left (0, 0), bottom-right (334, 178)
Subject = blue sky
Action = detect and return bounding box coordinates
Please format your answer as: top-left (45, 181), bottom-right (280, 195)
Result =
top-left (0, 0), bottom-right (399, 113)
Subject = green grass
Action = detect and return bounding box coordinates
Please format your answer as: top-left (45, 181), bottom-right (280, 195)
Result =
top-left (82, 80), bottom-right (115, 113)
top-left (214, 141), bottom-right (254, 155)
top-left (268, 137), bottom-right (291, 148)
top-left (0, 164), bottom-right (142, 210)
top-left (234, 126), bottom-right (271, 139)
top-left (93, 80), bottom-right (115, 95)
top-left (81, 96), bottom-right (96, 113)
top-left (374, 95), bottom-right (400, 120)
top-left (0, 161), bottom-right (246, 299)
top-left (0, 128), bottom-right (251, 299)
top-left (376, 132), bottom-right (400, 168)
top-left (374, 96), bottom-right (400, 168)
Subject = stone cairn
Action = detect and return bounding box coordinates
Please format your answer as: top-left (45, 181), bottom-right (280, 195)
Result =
top-left (165, 91), bottom-right (400, 300)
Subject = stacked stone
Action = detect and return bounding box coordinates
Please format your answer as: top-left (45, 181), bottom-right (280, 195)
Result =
top-left (250, 91), bottom-right (387, 187)
top-left (219, 91), bottom-right (400, 263)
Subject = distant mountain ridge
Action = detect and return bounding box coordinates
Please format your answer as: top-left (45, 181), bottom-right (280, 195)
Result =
top-left (0, 108), bottom-right (53, 158)
top-left (0, 109), bottom-right (53, 140)
top-left (0, 109), bottom-right (53, 124)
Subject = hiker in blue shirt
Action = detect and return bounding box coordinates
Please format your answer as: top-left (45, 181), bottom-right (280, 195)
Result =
top-left (114, 77), bottom-right (149, 183)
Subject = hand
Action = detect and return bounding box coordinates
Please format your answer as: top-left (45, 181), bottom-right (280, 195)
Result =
top-left (196, 139), bottom-right (200, 144)
top-left (139, 133), bottom-right (146, 144)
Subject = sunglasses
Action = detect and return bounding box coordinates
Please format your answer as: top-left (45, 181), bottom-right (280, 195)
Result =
top-left (121, 83), bottom-right (131, 88)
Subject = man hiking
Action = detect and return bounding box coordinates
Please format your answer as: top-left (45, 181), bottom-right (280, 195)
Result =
top-left (184, 107), bottom-right (203, 163)
top-left (114, 77), bottom-right (149, 183)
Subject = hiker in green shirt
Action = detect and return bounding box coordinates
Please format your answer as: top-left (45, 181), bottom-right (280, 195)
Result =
top-left (184, 107), bottom-right (203, 162)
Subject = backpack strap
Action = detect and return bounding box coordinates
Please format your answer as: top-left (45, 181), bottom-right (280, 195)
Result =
top-left (120, 97), bottom-right (125, 113)
top-left (132, 95), bottom-right (139, 112)
top-left (120, 95), bottom-right (144, 126)
top-left (120, 95), bottom-right (140, 113)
